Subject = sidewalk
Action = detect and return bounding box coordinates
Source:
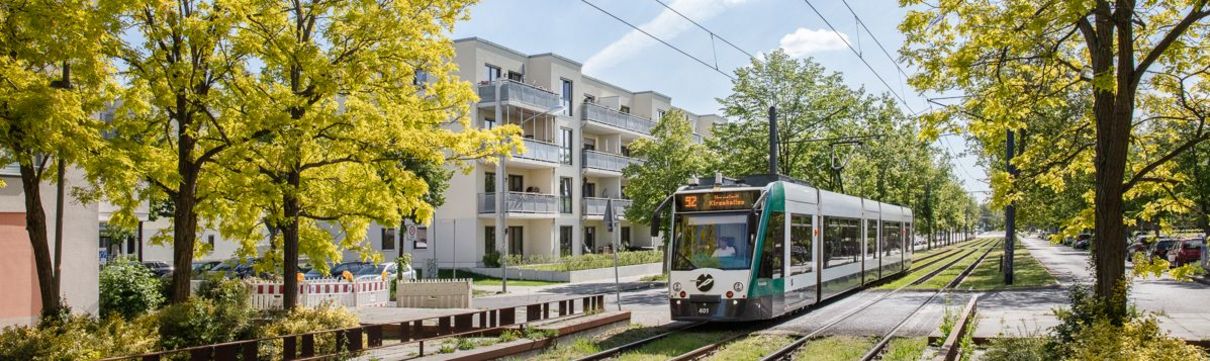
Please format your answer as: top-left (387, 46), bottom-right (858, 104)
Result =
top-left (471, 274), bottom-right (664, 297)
top-left (974, 235), bottom-right (1210, 341)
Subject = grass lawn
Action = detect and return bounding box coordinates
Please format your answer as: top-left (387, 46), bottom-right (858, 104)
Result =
top-left (880, 337), bottom-right (928, 361)
top-left (705, 335), bottom-right (794, 361)
top-left (958, 241), bottom-right (1057, 291)
top-left (522, 324), bottom-right (710, 361)
top-left (910, 239), bottom-right (1001, 289)
top-left (616, 330), bottom-right (740, 361)
top-left (878, 239), bottom-right (988, 290)
top-left (795, 336), bottom-right (875, 361)
top-left (436, 269), bottom-right (564, 287)
top-left (639, 273), bottom-right (667, 282)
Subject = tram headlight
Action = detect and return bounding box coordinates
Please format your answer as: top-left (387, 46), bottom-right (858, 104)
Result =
top-left (673, 282), bottom-right (682, 292)
top-left (733, 282), bottom-right (743, 292)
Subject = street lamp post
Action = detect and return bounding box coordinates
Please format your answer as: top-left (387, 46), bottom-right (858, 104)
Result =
top-left (493, 79), bottom-right (563, 293)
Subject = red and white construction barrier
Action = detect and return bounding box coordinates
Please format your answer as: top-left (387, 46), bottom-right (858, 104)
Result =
top-left (247, 278), bottom-right (390, 310)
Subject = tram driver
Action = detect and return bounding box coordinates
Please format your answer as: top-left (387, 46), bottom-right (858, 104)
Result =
top-left (712, 236), bottom-right (738, 257)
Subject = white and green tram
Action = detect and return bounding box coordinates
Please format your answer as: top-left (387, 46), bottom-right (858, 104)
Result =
top-left (662, 176), bottom-right (913, 321)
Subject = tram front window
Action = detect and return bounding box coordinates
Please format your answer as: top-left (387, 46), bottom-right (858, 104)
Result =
top-left (672, 214), bottom-right (752, 270)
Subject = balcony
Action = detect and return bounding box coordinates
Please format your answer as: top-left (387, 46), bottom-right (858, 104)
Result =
top-left (581, 102), bottom-right (655, 136)
top-left (478, 192), bottom-right (559, 215)
top-left (583, 198), bottom-right (632, 218)
top-left (693, 133), bottom-right (703, 143)
top-left (582, 150), bottom-right (643, 175)
top-left (512, 138), bottom-right (565, 166)
top-left (477, 79), bottom-right (561, 111)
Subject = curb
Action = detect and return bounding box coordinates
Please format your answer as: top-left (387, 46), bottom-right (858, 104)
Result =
top-left (1194, 276), bottom-right (1210, 287)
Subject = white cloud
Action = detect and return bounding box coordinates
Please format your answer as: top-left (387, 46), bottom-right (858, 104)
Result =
top-left (778, 28), bottom-right (849, 58)
top-left (583, 0), bottom-right (753, 74)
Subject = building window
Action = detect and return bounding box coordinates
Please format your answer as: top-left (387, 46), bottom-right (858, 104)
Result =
top-left (485, 64), bottom-right (501, 81)
top-left (621, 226), bottom-right (631, 249)
top-left (507, 71), bottom-right (523, 81)
top-left (508, 226), bottom-right (523, 256)
top-left (560, 177), bottom-right (573, 214)
top-left (207, 234), bottom-right (215, 247)
top-left (561, 79), bottom-right (573, 116)
top-left (583, 182), bottom-right (597, 198)
top-left (508, 174), bottom-right (524, 192)
top-left (657, 109), bottom-right (666, 120)
top-left (485, 172), bottom-right (495, 193)
top-left (560, 226), bottom-right (573, 257)
top-left (584, 226), bottom-right (596, 253)
top-left (584, 94), bottom-right (596, 104)
top-left (484, 117), bottom-right (496, 129)
top-left (619, 105), bottom-right (630, 114)
top-left (485, 227), bottom-right (496, 254)
top-left (414, 227), bottom-right (429, 250)
top-left (413, 69), bottom-right (429, 87)
top-left (559, 127), bottom-right (573, 164)
top-left (382, 228), bottom-right (397, 250)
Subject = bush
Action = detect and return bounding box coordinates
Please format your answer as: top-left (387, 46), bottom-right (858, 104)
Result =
top-left (156, 298), bottom-right (255, 351)
top-left (194, 274), bottom-right (249, 308)
top-left (0, 315), bottom-right (157, 361)
top-left (255, 304), bottom-right (360, 360)
top-left (99, 257), bottom-right (165, 319)
top-left (519, 251), bottom-right (663, 272)
top-left (982, 337), bottom-right (1049, 361)
top-left (483, 251), bottom-right (501, 268)
top-left (1041, 283), bottom-right (1208, 361)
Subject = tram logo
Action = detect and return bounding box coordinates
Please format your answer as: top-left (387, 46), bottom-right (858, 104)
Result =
top-left (695, 273), bottom-right (715, 292)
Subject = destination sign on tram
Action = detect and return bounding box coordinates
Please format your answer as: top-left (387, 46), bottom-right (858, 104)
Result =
top-left (676, 191), bottom-right (760, 211)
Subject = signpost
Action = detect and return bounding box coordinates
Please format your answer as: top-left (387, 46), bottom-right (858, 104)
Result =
top-left (605, 198), bottom-right (622, 311)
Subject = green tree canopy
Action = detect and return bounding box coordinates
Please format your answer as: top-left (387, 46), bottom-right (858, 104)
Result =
top-left (623, 109), bottom-right (712, 230)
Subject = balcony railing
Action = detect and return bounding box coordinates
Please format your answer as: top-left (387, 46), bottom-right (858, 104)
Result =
top-left (581, 102), bottom-right (655, 135)
top-left (478, 79), bottom-right (561, 110)
top-left (582, 150), bottom-right (643, 173)
top-left (478, 192), bottom-right (559, 214)
top-left (582, 197), bottom-right (632, 217)
top-left (515, 138), bottom-right (564, 164)
top-left (0, 163), bottom-right (20, 176)
top-left (693, 133), bottom-right (703, 143)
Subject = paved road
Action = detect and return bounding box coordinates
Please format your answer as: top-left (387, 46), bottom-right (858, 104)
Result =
top-left (974, 234), bottom-right (1210, 340)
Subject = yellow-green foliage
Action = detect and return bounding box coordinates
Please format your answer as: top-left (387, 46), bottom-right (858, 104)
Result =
top-left (1067, 315), bottom-right (1208, 361)
top-left (1132, 254), bottom-right (1205, 281)
top-left (0, 315), bottom-right (158, 361)
top-left (256, 304), bottom-right (360, 360)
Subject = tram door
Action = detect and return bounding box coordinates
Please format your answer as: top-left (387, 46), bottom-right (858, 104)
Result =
top-left (785, 212), bottom-right (815, 308)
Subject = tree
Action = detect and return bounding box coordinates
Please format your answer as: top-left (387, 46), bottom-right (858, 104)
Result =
top-left (106, 0), bottom-right (254, 303)
top-left (901, 0), bottom-right (1210, 321)
top-left (223, 0), bottom-right (515, 309)
top-left (623, 109), bottom-right (711, 231)
top-left (0, 0), bottom-right (116, 317)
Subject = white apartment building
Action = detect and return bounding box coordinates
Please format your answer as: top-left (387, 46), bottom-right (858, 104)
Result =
top-left (383, 38), bottom-right (725, 271)
top-left (114, 38), bottom-right (725, 274)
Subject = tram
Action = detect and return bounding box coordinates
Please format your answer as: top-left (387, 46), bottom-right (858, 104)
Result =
top-left (657, 174), bottom-right (913, 321)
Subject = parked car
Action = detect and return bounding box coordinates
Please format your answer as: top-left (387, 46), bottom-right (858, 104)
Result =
top-left (192, 260), bottom-right (221, 273)
top-left (142, 261), bottom-right (174, 277)
top-left (1127, 242), bottom-right (1149, 261)
top-left (354, 262), bottom-right (416, 281)
top-left (1150, 238), bottom-right (1178, 260)
top-left (1073, 233), bottom-right (1093, 250)
top-left (1167, 238), bottom-right (1205, 267)
top-left (305, 261), bottom-right (377, 280)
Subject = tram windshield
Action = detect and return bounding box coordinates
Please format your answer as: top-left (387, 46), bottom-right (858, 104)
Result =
top-left (671, 214), bottom-right (753, 270)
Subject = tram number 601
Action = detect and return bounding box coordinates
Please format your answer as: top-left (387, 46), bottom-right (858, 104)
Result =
top-left (698, 307), bottom-right (709, 314)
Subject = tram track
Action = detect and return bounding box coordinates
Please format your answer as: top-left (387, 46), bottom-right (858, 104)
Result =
top-left (571, 239), bottom-right (997, 361)
top-left (758, 238), bottom-right (1001, 361)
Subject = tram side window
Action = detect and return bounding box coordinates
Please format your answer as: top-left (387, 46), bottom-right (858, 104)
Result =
top-left (823, 217), bottom-right (861, 269)
top-left (882, 221), bottom-right (902, 258)
top-left (789, 214), bottom-right (813, 275)
top-left (866, 219), bottom-right (878, 260)
top-left (759, 212), bottom-right (785, 278)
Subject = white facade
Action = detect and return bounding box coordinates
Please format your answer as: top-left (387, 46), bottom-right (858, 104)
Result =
top-left (380, 38), bottom-right (724, 272)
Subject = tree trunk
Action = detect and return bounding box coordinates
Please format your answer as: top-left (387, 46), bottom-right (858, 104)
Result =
top-left (53, 155), bottom-right (65, 304)
top-left (169, 107), bottom-right (200, 303)
top-left (19, 162), bottom-right (61, 318)
top-left (282, 171), bottom-right (302, 309)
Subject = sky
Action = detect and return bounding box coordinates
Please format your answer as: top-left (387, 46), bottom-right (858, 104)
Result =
top-left (448, 0), bottom-right (990, 202)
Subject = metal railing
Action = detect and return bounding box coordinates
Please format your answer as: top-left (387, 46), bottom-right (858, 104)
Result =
top-left (516, 138), bottom-right (563, 164)
top-left (478, 79), bottom-right (561, 109)
top-left (581, 102), bottom-right (655, 135)
top-left (583, 150), bottom-right (643, 173)
top-left (478, 192), bottom-right (559, 214)
top-left (583, 197), bottom-right (632, 217)
top-left (0, 163), bottom-right (20, 176)
top-left (98, 294), bottom-right (608, 361)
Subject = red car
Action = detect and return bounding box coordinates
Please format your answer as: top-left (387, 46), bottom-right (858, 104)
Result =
top-left (1167, 239), bottom-right (1204, 267)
